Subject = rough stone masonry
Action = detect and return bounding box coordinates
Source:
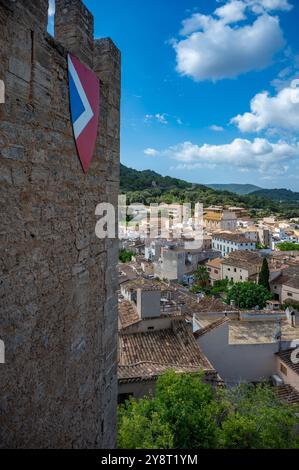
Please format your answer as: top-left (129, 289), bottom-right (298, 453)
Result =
top-left (0, 0), bottom-right (120, 448)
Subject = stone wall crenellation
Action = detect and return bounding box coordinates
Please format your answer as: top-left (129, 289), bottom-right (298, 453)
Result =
top-left (0, 0), bottom-right (120, 449)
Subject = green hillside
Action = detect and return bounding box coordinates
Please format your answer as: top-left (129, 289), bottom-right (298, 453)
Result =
top-left (252, 188), bottom-right (299, 202)
top-left (120, 165), bottom-right (299, 218)
top-left (207, 183), bottom-right (262, 195)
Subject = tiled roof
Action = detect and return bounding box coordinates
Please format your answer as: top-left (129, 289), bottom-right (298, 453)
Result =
top-left (271, 265), bottom-right (299, 290)
top-left (206, 258), bottom-right (222, 269)
top-left (118, 362), bottom-right (204, 382)
top-left (119, 320), bottom-right (214, 381)
top-left (229, 320), bottom-right (299, 344)
top-left (220, 250), bottom-right (263, 269)
top-left (276, 348), bottom-right (299, 375)
top-left (118, 301), bottom-right (141, 329)
top-left (194, 317), bottom-right (229, 338)
top-left (121, 277), bottom-right (161, 291)
top-left (275, 384), bottom-right (299, 405)
top-left (212, 232), bottom-right (254, 244)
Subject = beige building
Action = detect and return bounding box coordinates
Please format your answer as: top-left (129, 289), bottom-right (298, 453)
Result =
top-left (220, 251), bottom-right (263, 283)
top-left (118, 282), bottom-right (219, 402)
top-left (206, 258), bottom-right (222, 285)
top-left (194, 309), bottom-right (299, 385)
top-left (271, 265), bottom-right (299, 304)
top-left (204, 207), bottom-right (237, 232)
top-left (276, 349), bottom-right (299, 395)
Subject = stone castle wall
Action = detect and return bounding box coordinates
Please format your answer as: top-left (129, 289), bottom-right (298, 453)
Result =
top-left (0, 0), bottom-right (120, 448)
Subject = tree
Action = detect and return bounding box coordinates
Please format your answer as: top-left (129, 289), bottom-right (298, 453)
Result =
top-left (195, 266), bottom-right (210, 290)
top-left (118, 372), bottom-right (299, 449)
top-left (258, 258), bottom-right (270, 291)
top-left (119, 249), bottom-right (134, 263)
top-left (225, 282), bottom-right (272, 309)
top-left (277, 241), bottom-right (299, 251)
top-left (218, 383), bottom-right (299, 449)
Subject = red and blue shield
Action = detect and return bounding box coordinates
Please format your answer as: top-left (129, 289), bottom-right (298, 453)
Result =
top-left (68, 54), bottom-right (100, 173)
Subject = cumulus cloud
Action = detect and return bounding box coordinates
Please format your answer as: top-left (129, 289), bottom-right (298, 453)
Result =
top-left (149, 138), bottom-right (299, 175)
top-left (215, 1), bottom-right (247, 24)
top-left (231, 81), bottom-right (299, 132)
top-left (247, 0), bottom-right (293, 13)
top-left (173, 1), bottom-right (288, 82)
top-left (144, 148), bottom-right (159, 156)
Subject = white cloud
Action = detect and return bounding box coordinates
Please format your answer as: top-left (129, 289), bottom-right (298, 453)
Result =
top-left (215, 1), bottom-right (247, 24)
top-left (209, 125), bottom-right (224, 132)
top-left (145, 113), bottom-right (168, 125)
top-left (232, 81), bottom-right (299, 132)
top-left (48, 0), bottom-right (55, 16)
top-left (152, 138), bottom-right (299, 175)
top-left (247, 0), bottom-right (293, 13)
top-left (174, 1), bottom-right (287, 82)
top-left (144, 148), bottom-right (159, 156)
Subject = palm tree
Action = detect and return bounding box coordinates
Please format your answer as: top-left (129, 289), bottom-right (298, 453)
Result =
top-left (195, 265), bottom-right (210, 289)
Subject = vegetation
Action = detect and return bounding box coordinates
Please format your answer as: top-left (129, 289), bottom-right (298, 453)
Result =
top-left (251, 188), bottom-right (299, 203)
top-left (195, 265), bottom-right (210, 289)
top-left (121, 165), bottom-right (299, 219)
top-left (277, 241), bottom-right (299, 251)
top-left (258, 258), bottom-right (270, 291)
top-left (191, 279), bottom-right (231, 297)
top-left (225, 282), bottom-right (272, 309)
top-left (207, 183), bottom-right (262, 195)
top-left (118, 371), bottom-right (299, 449)
top-left (119, 249), bottom-right (134, 263)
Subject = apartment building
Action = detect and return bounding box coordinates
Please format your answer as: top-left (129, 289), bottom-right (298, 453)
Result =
top-left (220, 251), bottom-right (263, 283)
top-left (212, 233), bottom-right (256, 257)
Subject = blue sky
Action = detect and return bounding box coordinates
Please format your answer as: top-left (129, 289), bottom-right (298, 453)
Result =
top-left (50, 0), bottom-right (299, 190)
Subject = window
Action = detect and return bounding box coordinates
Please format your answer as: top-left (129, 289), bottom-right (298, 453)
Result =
top-left (287, 293), bottom-right (293, 297)
top-left (234, 268), bottom-right (237, 273)
top-left (280, 364), bottom-right (288, 376)
top-left (147, 326), bottom-right (155, 331)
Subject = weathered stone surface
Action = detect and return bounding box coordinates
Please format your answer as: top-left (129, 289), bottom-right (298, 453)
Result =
top-left (0, 0), bottom-right (120, 449)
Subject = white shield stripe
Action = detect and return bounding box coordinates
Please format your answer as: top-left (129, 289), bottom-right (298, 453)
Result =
top-left (68, 55), bottom-right (94, 139)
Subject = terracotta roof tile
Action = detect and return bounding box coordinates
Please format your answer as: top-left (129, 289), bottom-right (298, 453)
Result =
top-left (119, 320), bottom-right (213, 370)
top-left (276, 348), bottom-right (299, 375)
top-left (275, 384), bottom-right (299, 405)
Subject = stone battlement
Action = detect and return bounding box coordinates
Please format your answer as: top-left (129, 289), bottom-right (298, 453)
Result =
top-left (0, 0), bottom-right (120, 449)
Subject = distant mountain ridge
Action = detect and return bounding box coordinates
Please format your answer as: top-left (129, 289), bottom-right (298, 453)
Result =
top-left (207, 183), bottom-right (262, 195)
top-left (120, 164), bottom-right (299, 218)
top-left (251, 188), bottom-right (299, 202)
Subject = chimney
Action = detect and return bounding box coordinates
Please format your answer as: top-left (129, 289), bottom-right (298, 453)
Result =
top-left (55, 0), bottom-right (94, 68)
top-left (136, 288), bottom-right (161, 320)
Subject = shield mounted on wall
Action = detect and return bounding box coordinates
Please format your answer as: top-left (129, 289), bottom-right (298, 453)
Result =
top-left (68, 54), bottom-right (100, 174)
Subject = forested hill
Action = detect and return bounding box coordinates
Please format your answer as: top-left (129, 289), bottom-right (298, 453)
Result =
top-left (252, 188), bottom-right (299, 202)
top-left (120, 164), bottom-right (299, 218)
top-left (207, 183), bottom-right (262, 195)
